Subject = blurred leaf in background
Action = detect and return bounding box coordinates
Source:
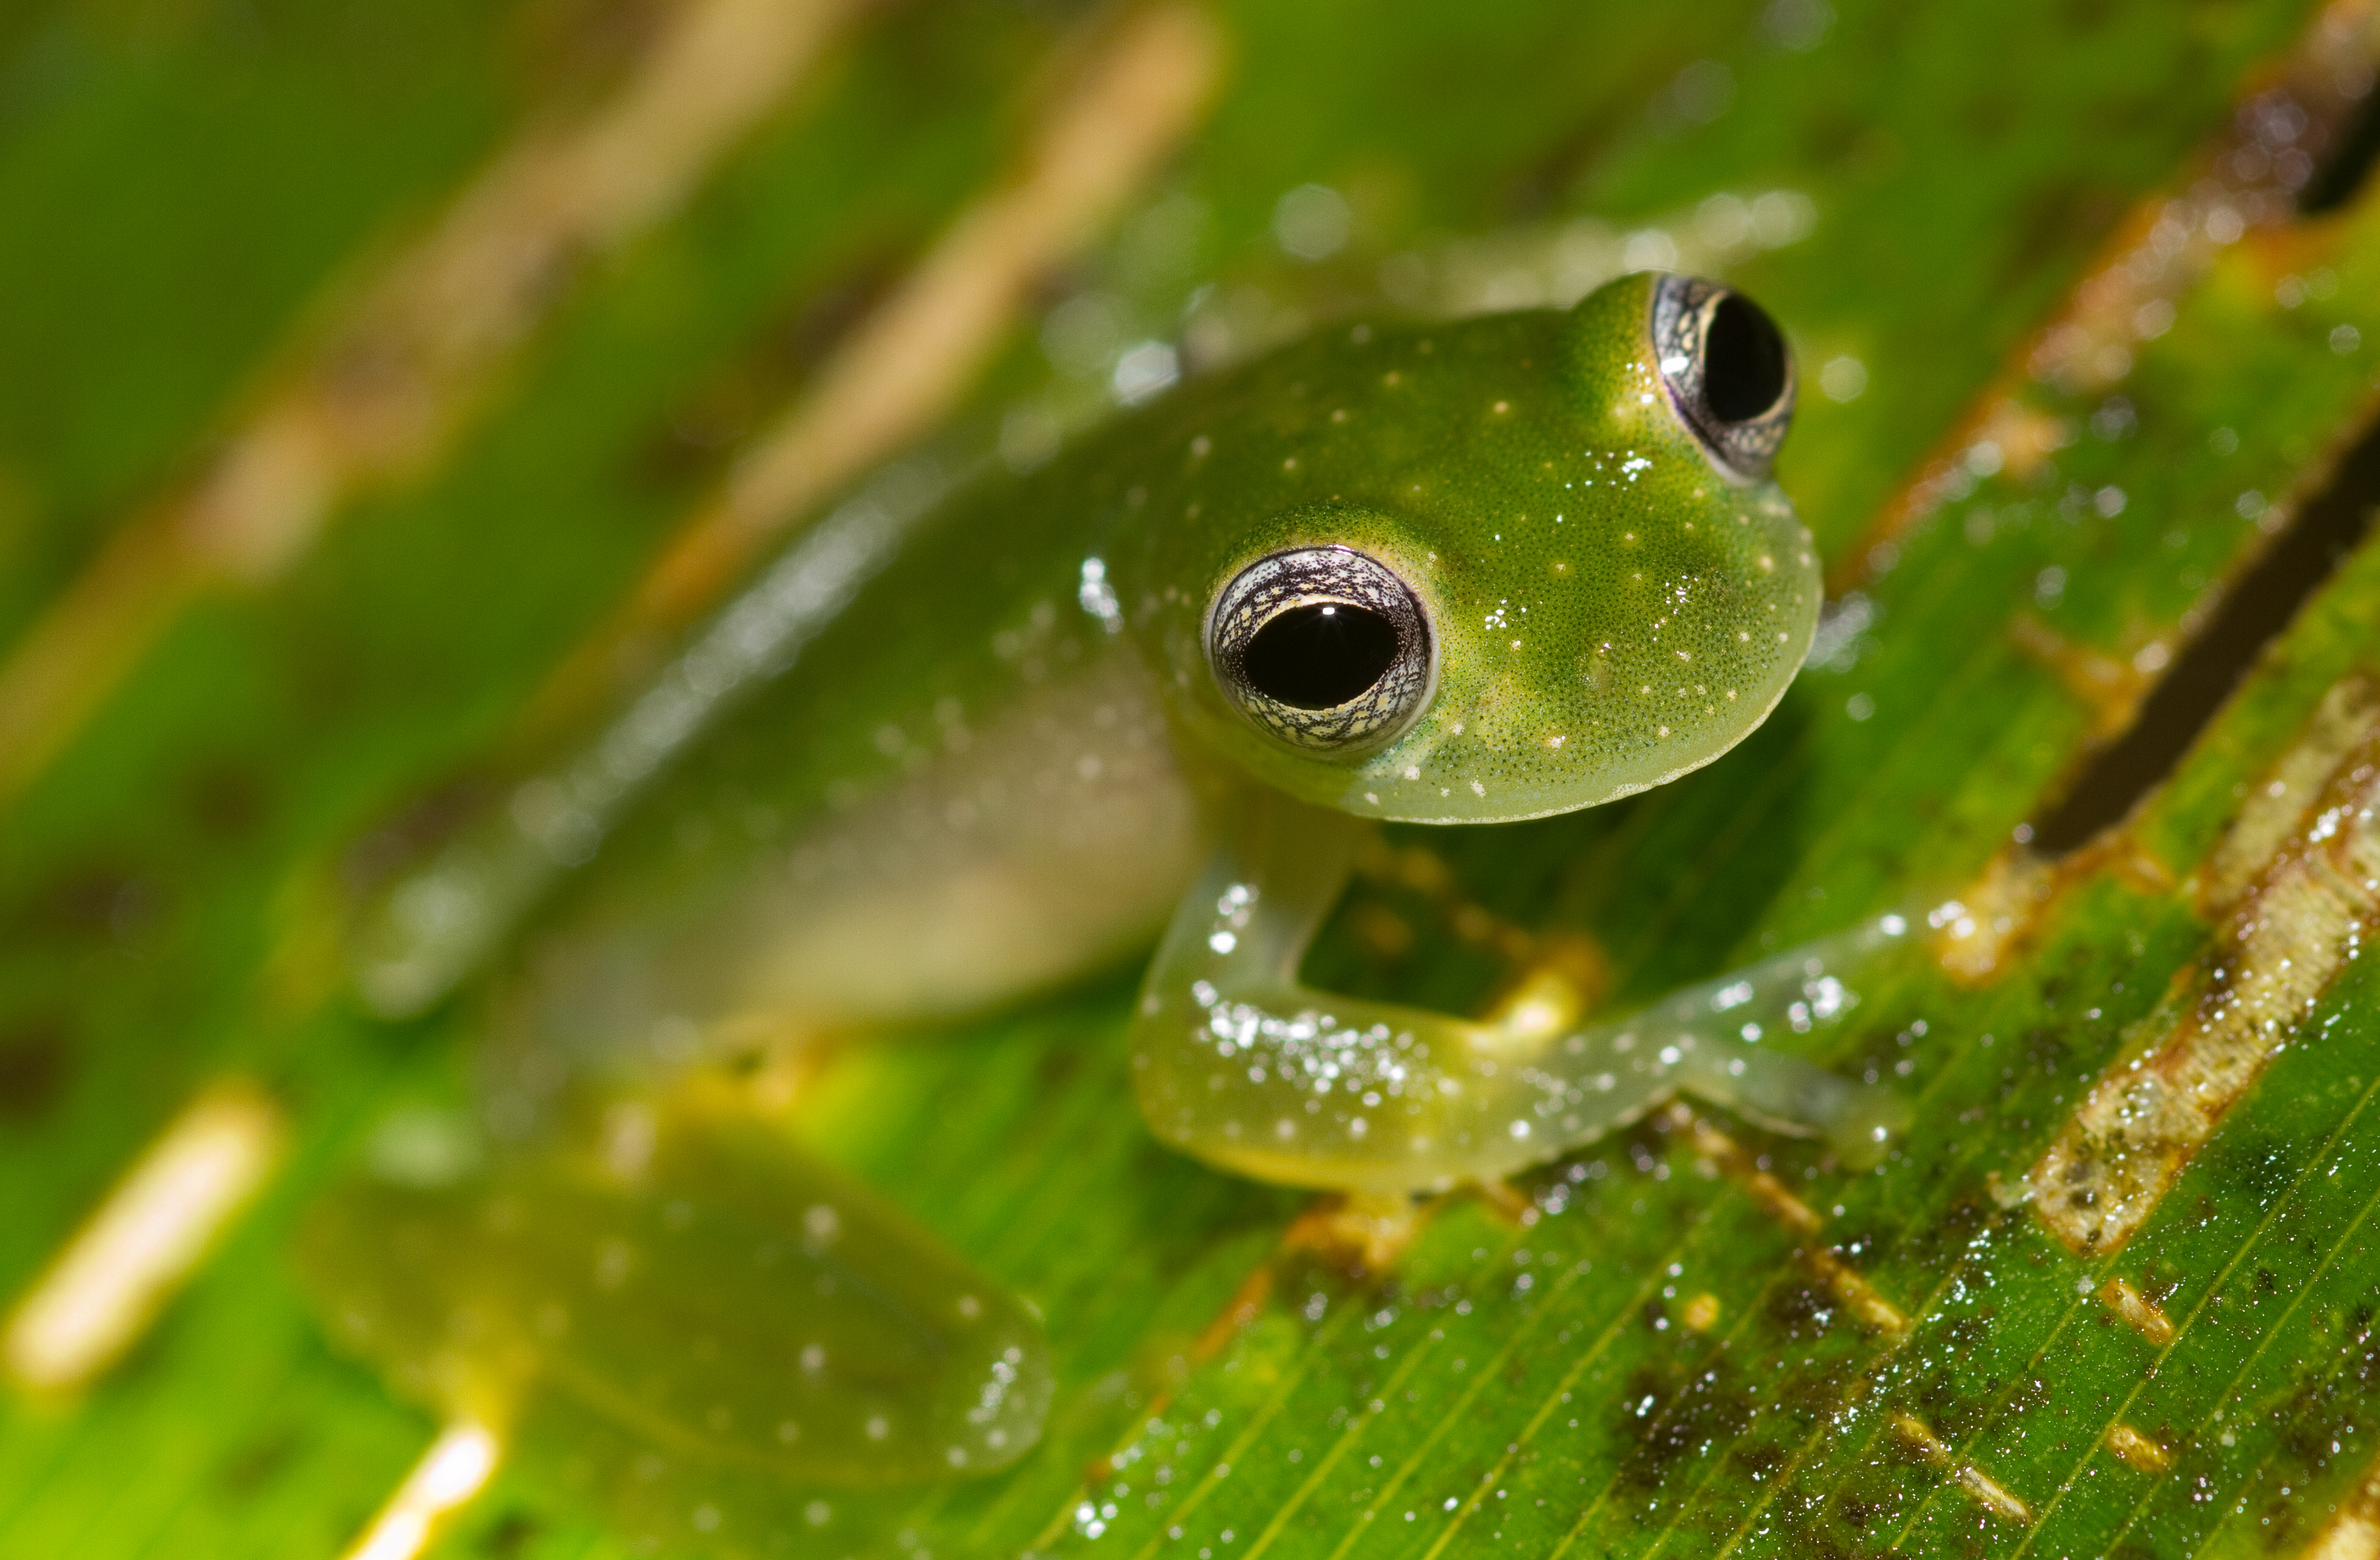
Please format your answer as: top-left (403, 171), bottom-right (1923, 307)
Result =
top-left (7, 0), bottom-right (2380, 1556)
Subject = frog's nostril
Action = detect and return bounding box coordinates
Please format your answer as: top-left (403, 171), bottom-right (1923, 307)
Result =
top-left (1704, 294), bottom-right (1788, 422)
top-left (1242, 604), bottom-right (1399, 709)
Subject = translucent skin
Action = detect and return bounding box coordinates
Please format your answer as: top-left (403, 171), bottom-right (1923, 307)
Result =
top-left (296, 1106), bottom-right (1050, 1486)
top-left (1117, 274), bottom-right (1822, 821)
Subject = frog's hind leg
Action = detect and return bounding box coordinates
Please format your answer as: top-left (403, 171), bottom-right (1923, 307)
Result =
top-left (1128, 788), bottom-right (1913, 1194)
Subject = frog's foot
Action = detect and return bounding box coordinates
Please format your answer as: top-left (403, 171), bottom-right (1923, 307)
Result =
top-left (1130, 788), bottom-right (1918, 1193)
top-left (1630, 913), bottom-right (1921, 1169)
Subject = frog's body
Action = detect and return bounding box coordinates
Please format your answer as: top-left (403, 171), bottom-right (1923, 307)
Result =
top-left (313, 274), bottom-right (1896, 1526)
top-left (392, 275), bottom-right (1819, 1106)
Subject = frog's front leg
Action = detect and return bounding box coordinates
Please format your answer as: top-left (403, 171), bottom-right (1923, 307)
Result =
top-left (1130, 789), bottom-right (1910, 1194)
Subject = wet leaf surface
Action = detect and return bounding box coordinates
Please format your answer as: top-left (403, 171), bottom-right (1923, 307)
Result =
top-left (8, 0), bottom-right (2380, 1556)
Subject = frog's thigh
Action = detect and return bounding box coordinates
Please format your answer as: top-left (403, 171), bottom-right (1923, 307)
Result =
top-left (738, 659), bottom-right (1205, 1025)
top-left (512, 654), bottom-right (1204, 1070)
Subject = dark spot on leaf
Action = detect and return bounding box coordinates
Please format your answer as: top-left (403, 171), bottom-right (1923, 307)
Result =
top-left (216, 1426), bottom-right (300, 1497)
top-left (1765, 1280), bottom-right (1836, 1341)
top-left (2031, 415), bottom-right (2380, 852)
top-left (186, 763), bottom-right (270, 840)
top-left (478, 1510), bottom-right (540, 1556)
top-left (17, 863), bottom-right (157, 942)
top-left (1036, 1046), bottom-right (1082, 1088)
top-left (0, 1018), bottom-right (69, 1122)
top-left (1996, 180), bottom-right (2122, 294)
top-left (342, 778), bottom-right (496, 895)
top-left (1612, 1363), bottom-right (1756, 1493)
top-left (643, 250), bottom-right (905, 484)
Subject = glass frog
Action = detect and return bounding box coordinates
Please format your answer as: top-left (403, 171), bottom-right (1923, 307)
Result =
top-left (312, 271), bottom-right (1903, 1544)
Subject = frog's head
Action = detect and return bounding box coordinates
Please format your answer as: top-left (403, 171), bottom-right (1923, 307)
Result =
top-left (1129, 270), bottom-right (1819, 824)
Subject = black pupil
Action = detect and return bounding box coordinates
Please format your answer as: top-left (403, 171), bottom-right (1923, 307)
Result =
top-left (1241, 603), bottom-right (1399, 709)
top-left (1703, 294), bottom-right (1787, 422)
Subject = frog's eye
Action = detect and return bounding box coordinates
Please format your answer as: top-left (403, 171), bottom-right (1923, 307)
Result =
top-left (1207, 545), bottom-right (1434, 753)
top-left (1652, 275), bottom-right (1795, 481)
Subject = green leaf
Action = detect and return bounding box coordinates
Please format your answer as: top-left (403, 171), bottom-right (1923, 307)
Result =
top-left (7, 1), bottom-right (2380, 1557)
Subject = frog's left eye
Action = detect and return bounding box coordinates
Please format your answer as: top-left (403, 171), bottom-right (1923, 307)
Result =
top-left (1207, 546), bottom-right (1434, 754)
top-left (1653, 275), bottom-right (1795, 482)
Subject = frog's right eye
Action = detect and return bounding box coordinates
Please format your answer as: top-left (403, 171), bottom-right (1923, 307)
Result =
top-left (1652, 274), bottom-right (1795, 482)
top-left (1206, 545), bottom-right (1434, 754)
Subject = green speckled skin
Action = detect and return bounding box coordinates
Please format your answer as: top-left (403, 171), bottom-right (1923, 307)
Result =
top-left (1123, 273), bottom-right (1819, 822)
